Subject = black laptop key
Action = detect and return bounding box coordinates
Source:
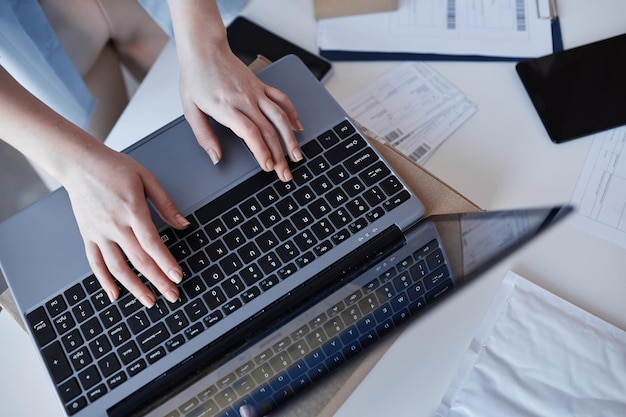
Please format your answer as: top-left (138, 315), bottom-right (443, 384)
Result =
top-left (308, 155), bottom-right (331, 176)
top-left (86, 383), bottom-right (107, 403)
top-left (324, 135), bottom-right (364, 166)
top-left (43, 341), bottom-right (73, 383)
top-left (80, 316), bottom-right (103, 341)
top-left (383, 190), bottom-right (411, 212)
top-left (91, 290), bottom-right (111, 311)
top-left (62, 329), bottom-right (84, 353)
top-left (138, 322), bottom-right (170, 353)
top-left (89, 334), bottom-right (112, 359)
top-left (128, 311), bottom-right (150, 334)
top-left (360, 161), bottom-right (391, 186)
top-left (109, 323), bottom-right (132, 347)
top-left (292, 165), bottom-right (313, 186)
top-left (317, 129), bottom-right (340, 149)
top-left (59, 377), bottom-right (81, 403)
top-left (53, 312), bottom-right (76, 336)
top-left (186, 229), bottom-right (209, 252)
top-left (165, 310), bottom-right (189, 334)
top-left (334, 120), bottom-right (356, 139)
top-left (66, 396), bottom-right (87, 415)
top-left (78, 364), bottom-right (101, 390)
top-left (46, 295), bottom-right (67, 318)
top-left (27, 306), bottom-right (56, 347)
top-left (343, 177), bottom-right (366, 198)
top-left (65, 283), bottom-right (86, 306)
top-left (69, 346), bottom-right (93, 372)
top-left (73, 300), bottom-right (94, 323)
top-left (159, 228), bottom-right (178, 248)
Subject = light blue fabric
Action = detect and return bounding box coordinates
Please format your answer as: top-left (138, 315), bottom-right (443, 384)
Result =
top-left (0, 0), bottom-right (95, 129)
top-left (0, 0), bottom-right (246, 129)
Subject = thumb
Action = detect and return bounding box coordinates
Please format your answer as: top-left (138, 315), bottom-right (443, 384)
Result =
top-left (142, 171), bottom-right (190, 230)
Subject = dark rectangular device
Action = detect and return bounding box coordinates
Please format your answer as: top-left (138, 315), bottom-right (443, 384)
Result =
top-left (516, 33), bottom-right (626, 143)
top-left (227, 16), bottom-right (333, 82)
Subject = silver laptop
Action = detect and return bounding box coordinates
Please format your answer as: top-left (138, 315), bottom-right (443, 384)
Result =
top-left (0, 55), bottom-right (569, 417)
top-left (0, 55), bottom-right (427, 416)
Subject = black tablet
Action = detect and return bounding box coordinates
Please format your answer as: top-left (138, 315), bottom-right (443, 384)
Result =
top-left (516, 33), bottom-right (626, 143)
top-left (227, 16), bottom-right (333, 82)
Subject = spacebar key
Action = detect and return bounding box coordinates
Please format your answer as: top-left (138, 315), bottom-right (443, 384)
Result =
top-left (137, 323), bottom-right (170, 353)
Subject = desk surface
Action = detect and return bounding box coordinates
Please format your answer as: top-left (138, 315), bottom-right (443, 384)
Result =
top-left (2, 1), bottom-right (626, 416)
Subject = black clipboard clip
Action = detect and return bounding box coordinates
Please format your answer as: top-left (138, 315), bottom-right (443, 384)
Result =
top-left (536, 0), bottom-right (558, 20)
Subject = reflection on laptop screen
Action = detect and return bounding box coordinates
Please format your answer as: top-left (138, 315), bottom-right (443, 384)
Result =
top-left (142, 206), bottom-right (571, 417)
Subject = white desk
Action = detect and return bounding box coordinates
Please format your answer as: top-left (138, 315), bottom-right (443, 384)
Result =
top-left (2, 1), bottom-right (625, 416)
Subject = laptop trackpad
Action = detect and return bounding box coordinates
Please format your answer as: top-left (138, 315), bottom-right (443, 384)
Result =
top-left (128, 117), bottom-right (259, 223)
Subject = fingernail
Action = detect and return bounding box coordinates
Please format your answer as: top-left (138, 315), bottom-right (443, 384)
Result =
top-left (209, 149), bottom-right (220, 165)
top-left (176, 214), bottom-right (190, 228)
top-left (296, 119), bottom-right (304, 131)
top-left (169, 269), bottom-right (183, 284)
top-left (291, 148), bottom-right (303, 162)
top-left (165, 289), bottom-right (179, 303)
top-left (140, 294), bottom-right (155, 308)
top-left (283, 168), bottom-right (293, 182)
top-left (106, 289), bottom-right (117, 303)
top-left (265, 159), bottom-right (274, 172)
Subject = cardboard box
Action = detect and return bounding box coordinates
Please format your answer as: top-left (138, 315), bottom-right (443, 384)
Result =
top-left (313, 0), bottom-right (399, 19)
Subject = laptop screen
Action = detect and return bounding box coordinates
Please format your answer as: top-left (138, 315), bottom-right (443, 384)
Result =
top-left (131, 206), bottom-right (571, 417)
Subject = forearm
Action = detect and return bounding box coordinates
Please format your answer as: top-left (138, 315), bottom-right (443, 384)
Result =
top-left (0, 66), bottom-right (103, 186)
top-left (167, 0), bottom-right (230, 63)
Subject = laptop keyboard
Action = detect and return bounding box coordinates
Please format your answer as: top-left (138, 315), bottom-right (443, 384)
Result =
top-left (158, 236), bottom-right (453, 417)
top-left (25, 119), bottom-right (413, 415)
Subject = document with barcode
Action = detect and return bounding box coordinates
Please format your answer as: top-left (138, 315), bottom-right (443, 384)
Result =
top-left (318, 0), bottom-right (555, 59)
top-left (568, 126), bottom-right (626, 249)
top-left (341, 62), bottom-right (476, 164)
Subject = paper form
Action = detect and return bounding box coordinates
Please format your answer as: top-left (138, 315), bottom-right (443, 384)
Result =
top-left (569, 127), bottom-right (626, 249)
top-left (318, 0), bottom-right (554, 59)
top-left (340, 62), bottom-right (476, 164)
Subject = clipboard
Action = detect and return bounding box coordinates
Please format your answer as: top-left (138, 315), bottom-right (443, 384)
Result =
top-left (318, 0), bottom-right (563, 62)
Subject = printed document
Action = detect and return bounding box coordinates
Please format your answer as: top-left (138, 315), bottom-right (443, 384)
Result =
top-left (318, 0), bottom-right (555, 59)
top-left (569, 126), bottom-right (626, 249)
top-left (341, 62), bottom-right (476, 164)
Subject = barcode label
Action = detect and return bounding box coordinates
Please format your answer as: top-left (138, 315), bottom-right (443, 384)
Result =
top-left (447, 0), bottom-right (456, 30)
top-left (411, 143), bottom-right (431, 161)
top-left (384, 129), bottom-right (403, 143)
top-left (515, 0), bottom-right (526, 31)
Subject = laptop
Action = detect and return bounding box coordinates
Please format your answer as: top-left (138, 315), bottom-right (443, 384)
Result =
top-left (0, 55), bottom-right (569, 417)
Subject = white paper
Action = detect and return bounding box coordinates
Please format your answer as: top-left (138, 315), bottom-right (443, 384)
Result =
top-left (568, 126), bottom-right (626, 249)
top-left (341, 62), bottom-right (476, 164)
top-left (318, 0), bottom-right (555, 59)
top-left (436, 270), bottom-right (626, 417)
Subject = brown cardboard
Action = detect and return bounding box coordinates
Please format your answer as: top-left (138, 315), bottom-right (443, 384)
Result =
top-left (314, 0), bottom-right (399, 19)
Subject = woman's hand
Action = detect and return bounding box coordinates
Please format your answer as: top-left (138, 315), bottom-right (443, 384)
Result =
top-left (63, 145), bottom-right (190, 307)
top-left (168, 0), bottom-right (304, 182)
